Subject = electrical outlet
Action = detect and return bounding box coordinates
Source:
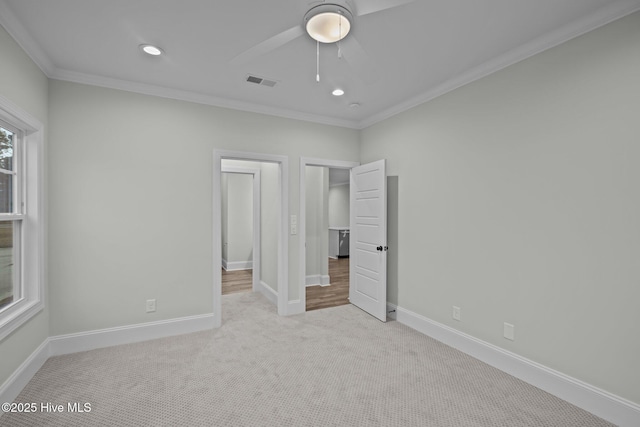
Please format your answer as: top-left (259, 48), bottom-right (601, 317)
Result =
top-left (146, 299), bottom-right (156, 313)
top-left (504, 322), bottom-right (515, 341)
top-left (452, 306), bottom-right (461, 321)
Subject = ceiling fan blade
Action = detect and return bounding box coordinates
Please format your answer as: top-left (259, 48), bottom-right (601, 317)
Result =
top-left (340, 35), bottom-right (379, 85)
top-left (354, 0), bottom-right (414, 17)
top-left (230, 25), bottom-right (305, 65)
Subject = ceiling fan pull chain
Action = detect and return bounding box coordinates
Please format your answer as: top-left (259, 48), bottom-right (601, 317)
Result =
top-left (316, 40), bottom-right (320, 82)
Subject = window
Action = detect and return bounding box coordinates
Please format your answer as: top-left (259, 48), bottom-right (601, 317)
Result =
top-left (0, 122), bottom-right (22, 312)
top-left (0, 96), bottom-right (44, 341)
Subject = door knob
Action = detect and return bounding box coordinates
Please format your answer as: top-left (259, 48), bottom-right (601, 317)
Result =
top-left (376, 246), bottom-right (383, 251)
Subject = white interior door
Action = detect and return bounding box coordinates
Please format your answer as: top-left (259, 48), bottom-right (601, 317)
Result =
top-left (349, 159), bottom-right (387, 322)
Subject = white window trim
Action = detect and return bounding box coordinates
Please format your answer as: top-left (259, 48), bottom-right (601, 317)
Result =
top-left (0, 95), bottom-right (45, 342)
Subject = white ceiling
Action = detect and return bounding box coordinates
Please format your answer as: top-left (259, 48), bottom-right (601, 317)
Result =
top-left (1, 0), bottom-right (638, 129)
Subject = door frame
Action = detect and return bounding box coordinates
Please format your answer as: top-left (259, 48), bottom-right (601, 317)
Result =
top-left (213, 150), bottom-right (289, 328)
top-left (221, 166), bottom-right (261, 293)
top-left (298, 157), bottom-right (359, 312)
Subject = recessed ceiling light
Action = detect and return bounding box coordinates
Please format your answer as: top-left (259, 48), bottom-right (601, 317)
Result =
top-left (349, 102), bottom-right (360, 108)
top-left (140, 44), bottom-right (163, 56)
top-left (332, 89), bottom-right (345, 96)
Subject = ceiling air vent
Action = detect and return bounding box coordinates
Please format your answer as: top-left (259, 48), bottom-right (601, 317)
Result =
top-left (246, 75), bottom-right (277, 88)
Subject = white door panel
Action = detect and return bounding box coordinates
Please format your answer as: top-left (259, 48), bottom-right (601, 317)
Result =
top-left (354, 199), bottom-right (380, 218)
top-left (355, 223), bottom-right (379, 244)
top-left (349, 159), bottom-right (387, 322)
top-left (355, 273), bottom-right (379, 300)
top-left (353, 169), bottom-right (379, 190)
top-left (357, 249), bottom-right (379, 274)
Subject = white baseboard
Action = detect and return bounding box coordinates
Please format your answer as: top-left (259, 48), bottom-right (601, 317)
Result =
top-left (222, 260), bottom-right (253, 271)
top-left (287, 299), bottom-right (305, 316)
top-left (305, 275), bottom-right (331, 287)
top-left (0, 339), bottom-right (50, 407)
top-left (49, 313), bottom-right (215, 356)
top-left (257, 280), bottom-right (278, 306)
top-left (0, 313), bottom-right (216, 408)
top-left (387, 303), bottom-right (640, 427)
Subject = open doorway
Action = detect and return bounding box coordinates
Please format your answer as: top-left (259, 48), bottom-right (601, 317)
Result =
top-left (213, 150), bottom-right (289, 328)
top-left (220, 166), bottom-right (260, 296)
top-left (299, 158), bottom-right (359, 312)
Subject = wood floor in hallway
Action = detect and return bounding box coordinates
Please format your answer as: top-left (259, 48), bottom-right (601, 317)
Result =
top-left (306, 257), bottom-right (349, 311)
top-left (221, 257), bottom-right (349, 311)
top-left (221, 268), bottom-right (252, 295)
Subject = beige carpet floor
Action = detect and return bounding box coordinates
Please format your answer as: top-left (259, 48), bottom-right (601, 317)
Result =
top-left (1, 292), bottom-right (612, 426)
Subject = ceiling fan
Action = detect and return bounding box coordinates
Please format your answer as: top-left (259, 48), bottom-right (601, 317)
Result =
top-left (230, 0), bottom-right (414, 85)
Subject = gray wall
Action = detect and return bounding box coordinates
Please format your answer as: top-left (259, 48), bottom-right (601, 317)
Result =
top-left (360, 12), bottom-right (640, 404)
top-left (328, 183), bottom-right (349, 228)
top-left (0, 25), bottom-right (49, 388)
top-left (305, 166), bottom-right (329, 282)
top-left (259, 162), bottom-right (279, 290)
top-left (47, 79), bottom-right (359, 335)
top-left (2, 9), bottom-right (639, 409)
top-left (221, 172), bottom-right (253, 267)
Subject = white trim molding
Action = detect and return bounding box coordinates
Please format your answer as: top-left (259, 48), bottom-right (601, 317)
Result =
top-left (287, 299), bottom-right (305, 316)
top-left (387, 303), bottom-right (640, 427)
top-left (257, 281), bottom-right (278, 306)
top-left (222, 260), bottom-right (253, 271)
top-left (2, 1), bottom-right (638, 130)
top-left (0, 313), bottom-right (214, 407)
top-left (0, 339), bottom-right (50, 406)
top-left (358, 0), bottom-right (640, 129)
top-left (305, 275), bottom-right (331, 287)
top-left (0, 95), bottom-right (46, 341)
top-left (49, 314), bottom-right (215, 356)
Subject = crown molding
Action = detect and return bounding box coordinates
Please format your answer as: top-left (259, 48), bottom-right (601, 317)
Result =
top-left (357, 0), bottom-right (640, 129)
top-left (0, 0), bottom-right (56, 75)
top-left (49, 68), bottom-right (360, 129)
top-left (2, 0), bottom-right (639, 131)
top-left (0, 0), bottom-right (358, 130)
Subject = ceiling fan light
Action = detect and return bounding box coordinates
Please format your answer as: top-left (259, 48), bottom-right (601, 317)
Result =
top-left (305, 5), bottom-right (352, 43)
